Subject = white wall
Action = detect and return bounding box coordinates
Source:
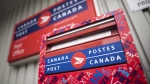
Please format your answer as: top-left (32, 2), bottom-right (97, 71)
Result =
top-left (0, 0), bottom-right (149, 84)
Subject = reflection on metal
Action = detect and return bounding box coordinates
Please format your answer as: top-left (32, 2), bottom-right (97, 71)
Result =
top-left (47, 18), bottom-right (114, 41)
top-left (50, 30), bottom-right (111, 51)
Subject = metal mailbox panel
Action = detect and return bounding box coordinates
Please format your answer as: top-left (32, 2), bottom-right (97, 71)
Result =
top-left (44, 64), bottom-right (132, 84)
top-left (39, 9), bottom-right (148, 84)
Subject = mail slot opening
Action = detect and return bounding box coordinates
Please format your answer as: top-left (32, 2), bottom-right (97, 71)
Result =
top-left (46, 27), bottom-right (118, 53)
top-left (46, 17), bottom-right (119, 53)
top-left (46, 17), bottom-right (115, 45)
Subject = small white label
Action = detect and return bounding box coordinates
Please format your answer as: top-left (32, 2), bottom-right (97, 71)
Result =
top-left (126, 0), bottom-right (150, 12)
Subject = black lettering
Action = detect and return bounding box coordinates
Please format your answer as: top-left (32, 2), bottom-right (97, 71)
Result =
top-left (114, 72), bottom-right (120, 77)
top-left (129, 49), bottom-right (135, 53)
top-left (100, 76), bottom-right (109, 84)
top-left (77, 72), bottom-right (84, 81)
top-left (54, 76), bottom-right (58, 81)
top-left (139, 63), bottom-right (143, 71)
top-left (124, 44), bottom-right (129, 49)
top-left (113, 72), bottom-right (131, 84)
top-left (119, 76), bottom-right (125, 83)
top-left (134, 79), bottom-right (142, 84)
top-left (51, 76), bottom-right (58, 84)
top-left (81, 19), bottom-right (91, 25)
top-left (146, 0), bottom-right (150, 4)
top-left (141, 1), bottom-right (146, 5)
top-left (131, 70), bottom-right (137, 77)
top-left (137, 0), bottom-right (150, 7)
top-left (52, 80), bottom-right (55, 83)
top-left (40, 75), bottom-right (44, 83)
top-left (125, 40), bottom-right (132, 44)
top-left (126, 78), bottom-right (131, 84)
top-left (137, 2), bottom-right (141, 7)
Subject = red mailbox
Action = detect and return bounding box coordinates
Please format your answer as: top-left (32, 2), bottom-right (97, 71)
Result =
top-left (38, 9), bottom-right (148, 84)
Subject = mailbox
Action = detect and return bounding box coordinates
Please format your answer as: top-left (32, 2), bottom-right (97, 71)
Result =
top-left (38, 9), bottom-right (148, 84)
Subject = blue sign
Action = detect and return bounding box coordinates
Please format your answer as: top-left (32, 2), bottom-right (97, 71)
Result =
top-left (14, 0), bottom-right (88, 40)
top-left (45, 41), bottom-right (127, 75)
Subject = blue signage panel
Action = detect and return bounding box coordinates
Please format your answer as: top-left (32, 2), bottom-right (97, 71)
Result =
top-left (45, 41), bottom-right (126, 75)
top-left (9, 0), bottom-right (96, 63)
top-left (14, 0), bottom-right (88, 40)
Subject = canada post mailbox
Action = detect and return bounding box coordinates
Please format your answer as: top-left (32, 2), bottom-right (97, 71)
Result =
top-left (38, 9), bottom-right (148, 84)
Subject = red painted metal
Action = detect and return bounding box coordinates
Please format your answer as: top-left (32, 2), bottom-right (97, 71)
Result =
top-left (38, 9), bottom-right (148, 84)
top-left (45, 64), bottom-right (131, 84)
top-left (115, 13), bottom-right (148, 83)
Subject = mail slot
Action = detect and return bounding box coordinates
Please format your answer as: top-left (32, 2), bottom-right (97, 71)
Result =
top-left (38, 9), bottom-right (148, 84)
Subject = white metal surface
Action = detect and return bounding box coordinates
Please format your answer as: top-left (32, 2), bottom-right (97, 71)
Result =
top-left (0, 0), bottom-right (149, 84)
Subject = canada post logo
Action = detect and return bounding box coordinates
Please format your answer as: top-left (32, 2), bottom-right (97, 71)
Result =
top-left (14, 0), bottom-right (88, 40)
top-left (45, 41), bottom-right (127, 75)
top-left (38, 11), bottom-right (51, 27)
top-left (71, 52), bottom-right (86, 68)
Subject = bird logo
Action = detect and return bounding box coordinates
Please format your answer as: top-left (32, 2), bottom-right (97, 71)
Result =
top-left (38, 11), bottom-right (51, 27)
top-left (71, 52), bottom-right (86, 68)
top-left (74, 57), bottom-right (84, 65)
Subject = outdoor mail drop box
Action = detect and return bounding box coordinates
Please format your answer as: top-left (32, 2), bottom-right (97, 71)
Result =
top-left (38, 9), bottom-right (148, 84)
